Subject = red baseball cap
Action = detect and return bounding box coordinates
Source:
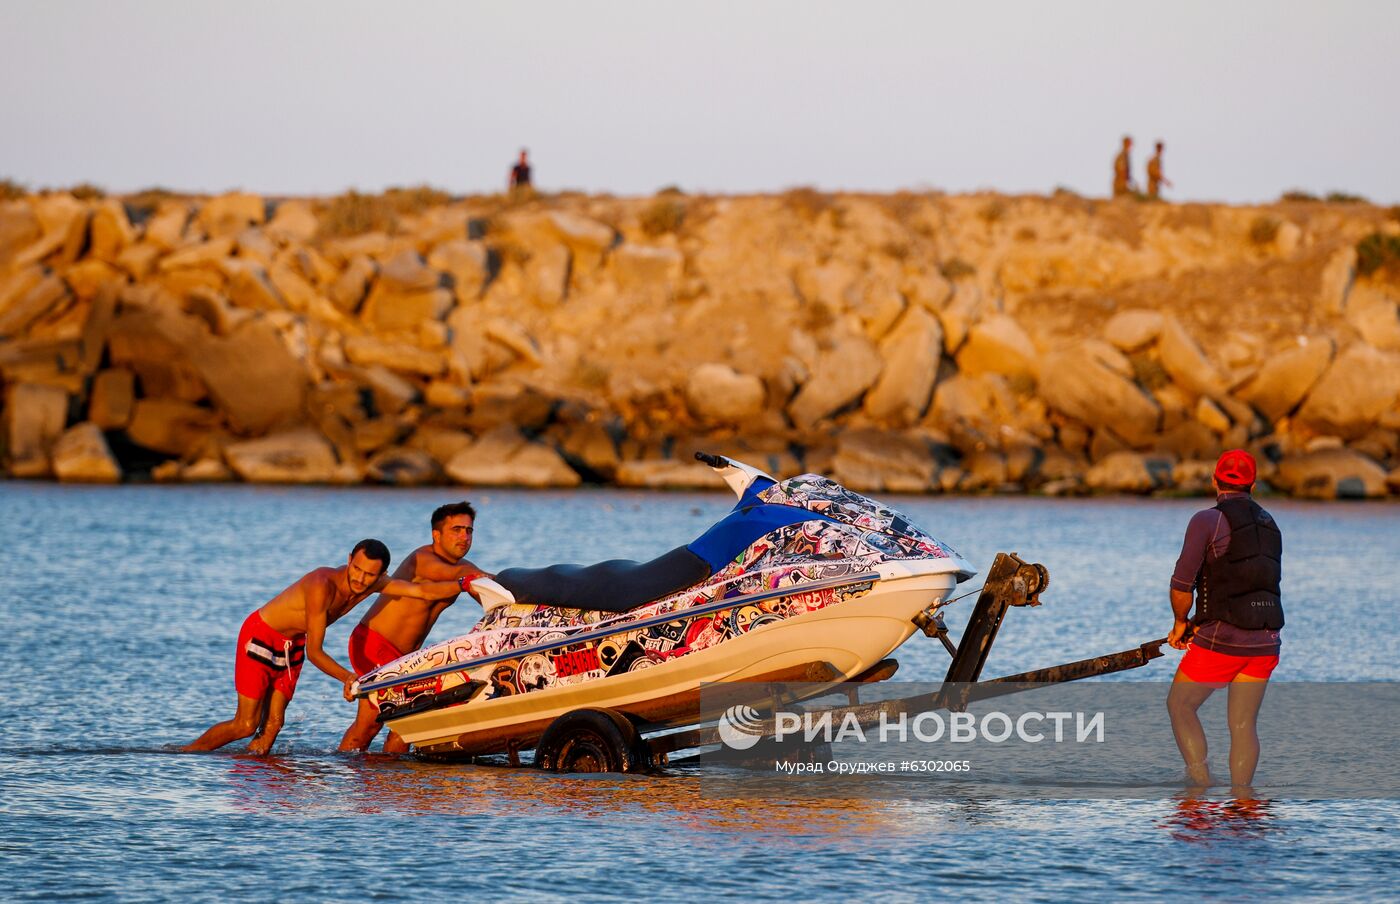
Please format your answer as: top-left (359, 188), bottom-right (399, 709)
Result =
top-left (1214, 449), bottom-right (1256, 486)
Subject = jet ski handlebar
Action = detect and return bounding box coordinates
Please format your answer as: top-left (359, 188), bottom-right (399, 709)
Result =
top-left (694, 451), bottom-right (729, 468)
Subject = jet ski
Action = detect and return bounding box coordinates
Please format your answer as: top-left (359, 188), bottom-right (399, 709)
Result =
top-left (352, 453), bottom-right (977, 758)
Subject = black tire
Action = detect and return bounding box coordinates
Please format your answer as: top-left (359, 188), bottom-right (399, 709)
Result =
top-left (535, 708), bottom-right (652, 774)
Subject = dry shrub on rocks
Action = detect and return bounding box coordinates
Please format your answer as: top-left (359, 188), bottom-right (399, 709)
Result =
top-left (383, 184), bottom-right (453, 214)
top-left (1355, 232), bottom-right (1400, 279)
top-left (783, 187), bottom-right (834, 221)
top-left (0, 178), bottom-right (27, 200)
top-left (640, 197), bottom-right (686, 236)
top-left (318, 191), bottom-right (399, 238)
top-left (67, 183), bottom-right (106, 200)
top-left (1249, 215), bottom-right (1280, 246)
top-left (940, 258), bottom-right (976, 281)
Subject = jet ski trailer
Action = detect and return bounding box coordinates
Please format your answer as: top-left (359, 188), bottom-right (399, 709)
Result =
top-left (353, 453), bottom-right (1167, 772)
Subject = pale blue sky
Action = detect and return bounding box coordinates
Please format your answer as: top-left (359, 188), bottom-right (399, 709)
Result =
top-left (2, 0), bottom-right (1396, 202)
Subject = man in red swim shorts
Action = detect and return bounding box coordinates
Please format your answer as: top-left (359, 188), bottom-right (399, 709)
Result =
top-left (1165, 450), bottom-right (1285, 790)
top-left (339, 502), bottom-right (491, 754)
top-left (183, 539), bottom-right (462, 755)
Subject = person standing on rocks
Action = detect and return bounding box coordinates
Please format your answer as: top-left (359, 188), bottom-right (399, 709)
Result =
top-left (182, 540), bottom-right (463, 755)
top-left (509, 148), bottom-right (533, 197)
top-left (1113, 135), bottom-right (1135, 197)
top-left (1147, 141), bottom-right (1172, 199)
top-left (1165, 450), bottom-right (1285, 791)
top-left (339, 502), bottom-right (492, 754)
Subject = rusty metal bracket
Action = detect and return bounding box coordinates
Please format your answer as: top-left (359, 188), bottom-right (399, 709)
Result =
top-left (943, 552), bottom-right (1048, 685)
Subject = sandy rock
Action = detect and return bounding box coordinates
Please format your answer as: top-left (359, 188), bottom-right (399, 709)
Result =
top-left (1173, 459), bottom-right (1216, 494)
top-left (1039, 340), bottom-right (1161, 445)
top-left (89, 368), bottom-right (135, 429)
top-left (222, 260), bottom-right (284, 311)
top-left (1237, 337), bottom-right (1333, 422)
top-left (1104, 309), bottom-right (1164, 352)
top-left (1195, 397), bottom-right (1231, 434)
top-left (902, 270), bottom-right (952, 311)
top-left (126, 398), bottom-right (220, 457)
top-left (830, 430), bottom-right (936, 493)
top-left (62, 259), bottom-right (122, 302)
top-left (266, 200), bottom-right (318, 243)
top-left (1154, 420), bottom-right (1219, 461)
top-left (362, 282), bottom-right (453, 330)
top-left (198, 193), bottom-right (266, 238)
top-left (52, 422), bottom-right (121, 483)
top-left (1295, 345), bottom-right (1400, 439)
top-left (142, 203), bottom-right (191, 251)
top-left (424, 380), bottom-right (472, 408)
top-left (787, 332), bottom-right (884, 429)
top-left (266, 260), bottom-right (322, 313)
top-left (1344, 282), bottom-right (1400, 352)
top-left (225, 428), bottom-right (338, 484)
top-left (1273, 448), bottom-right (1389, 499)
top-left (367, 446), bottom-right (441, 486)
top-left (961, 449), bottom-right (1009, 490)
top-left (330, 255), bottom-right (376, 313)
top-left (0, 200), bottom-right (41, 265)
top-left (1320, 246), bottom-right (1356, 314)
top-left (937, 282), bottom-right (987, 354)
top-left (378, 249), bottom-right (439, 293)
top-left (615, 459), bottom-right (724, 489)
top-left (0, 272), bottom-right (70, 338)
top-left (89, 200), bottom-right (136, 263)
top-left (155, 457), bottom-right (233, 483)
top-left (344, 335), bottom-right (446, 377)
top-left (14, 194), bottom-right (88, 268)
top-left (685, 363), bottom-right (766, 426)
top-left (1158, 316), bottom-right (1226, 396)
top-left (428, 240), bottom-right (489, 302)
top-left (956, 314), bottom-right (1038, 381)
top-left (5, 383), bottom-right (69, 477)
top-left (547, 211), bottom-right (615, 254)
top-left (864, 306), bottom-right (943, 426)
top-left (1085, 451), bottom-right (1175, 494)
top-left (159, 237), bottom-right (235, 272)
top-left (195, 318), bottom-right (309, 434)
top-left (114, 243), bottom-right (162, 279)
top-left (358, 366), bottom-right (419, 414)
top-left (445, 425), bottom-right (580, 487)
top-left (554, 420), bottom-right (622, 481)
top-left (407, 426), bottom-right (475, 467)
top-left (614, 245), bottom-right (682, 295)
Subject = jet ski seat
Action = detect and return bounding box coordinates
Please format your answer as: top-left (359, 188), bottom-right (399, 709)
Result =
top-left (495, 546), bottom-right (711, 613)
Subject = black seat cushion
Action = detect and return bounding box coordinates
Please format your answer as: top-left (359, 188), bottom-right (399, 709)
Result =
top-left (495, 546), bottom-right (712, 613)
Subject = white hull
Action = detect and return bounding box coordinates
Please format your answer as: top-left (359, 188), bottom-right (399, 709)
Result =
top-left (393, 569), bottom-right (957, 750)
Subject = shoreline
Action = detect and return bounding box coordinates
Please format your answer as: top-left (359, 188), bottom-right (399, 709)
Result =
top-left (3, 187), bottom-right (1399, 500)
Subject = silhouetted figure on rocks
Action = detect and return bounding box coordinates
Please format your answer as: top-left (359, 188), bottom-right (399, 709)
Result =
top-left (1147, 141), bottom-right (1172, 199)
top-left (1113, 136), bottom-right (1135, 197)
top-left (510, 149), bottom-right (533, 198)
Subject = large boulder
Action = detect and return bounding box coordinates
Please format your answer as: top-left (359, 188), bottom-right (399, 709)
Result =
top-left (615, 458), bottom-right (725, 489)
top-left (225, 429), bottom-right (338, 483)
top-left (1039, 340), bottom-right (1161, 445)
top-left (864, 306), bottom-right (943, 426)
top-left (1158, 316), bottom-right (1227, 396)
top-left (787, 332), bottom-right (883, 429)
top-left (360, 249), bottom-right (452, 328)
top-left (330, 255), bottom-right (376, 313)
top-left (1295, 345), bottom-right (1400, 439)
top-left (52, 422), bottom-right (121, 483)
top-left (344, 335), bottom-right (447, 377)
top-left (5, 383), bottom-right (69, 477)
top-left (1104, 308), bottom-right (1164, 352)
top-left (197, 193), bottom-right (266, 238)
top-left (89, 199), bottom-right (136, 263)
top-left (193, 317), bottom-right (309, 435)
top-left (444, 425), bottom-right (580, 487)
top-left (1345, 282), bottom-right (1400, 352)
top-left (427, 239), bottom-right (489, 302)
top-left (614, 245), bottom-right (682, 295)
top-left (366, 446), bottom-right (441, 486)
top-left (0, 271), bottom-right (70, 338)
top-left (14, 193), bottom-right (88, 267)
top-left (1237, 337), bottom-right (1334, 421)
top-left (956, 314), bottom-right (1038, 381)
top-left (89, 368), bottom-right (136, 429)
top-left (1273, 449), bottom-right (1389, 499)
top-left (142, 202), bottom-right (191, 251)
top-left (265, 200), bottom-right (318, 243)
top-left (1320, 246), bottom-right (1355, 315)
top-left (126, 398), bottom-right (220, 457)
top-left (1085, 451), bottom-right (1175, 494)
top-left (685, 363), bottom-right (766, 425)
top-left (546, 211), bottom-right (615, 254)
top-left (830, 430), bottom-right (937, 493)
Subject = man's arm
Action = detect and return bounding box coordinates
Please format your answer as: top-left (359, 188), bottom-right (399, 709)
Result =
top-left (302, 574), bottom-right (358, 699)
top-left (372, 576), bottom-right (464, 600)
top-left (1167, 510), bottom-right (1217, 649)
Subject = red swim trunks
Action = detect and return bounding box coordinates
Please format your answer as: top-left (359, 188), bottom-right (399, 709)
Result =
top-left (1178, 643), bottom-right (1279, 684)
top-left (234, 610), bottom-right (306, 701)
top-left (349, 623), bottom-right (405, 677)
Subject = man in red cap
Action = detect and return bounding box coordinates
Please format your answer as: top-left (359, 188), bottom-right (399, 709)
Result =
top-left (1165, 449), bottom-right (1284, 790)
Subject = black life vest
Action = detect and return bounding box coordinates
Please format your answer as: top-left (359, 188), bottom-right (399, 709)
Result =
top-left (1197, 496), bottom-right (1284, 630)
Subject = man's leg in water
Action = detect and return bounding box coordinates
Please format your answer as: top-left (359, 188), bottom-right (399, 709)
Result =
top-left (1226, 676), bottom-right (1268, 790)
top-left (338, 697), bottom-right (384, 752)
top-left (247, 690), bottom-right (290, 755)
top-left (1167, 671), bottom-right (1218, 785)
top-left (183, 692), bottom-right (266, 752)
top-left (383, 729), bottom-right (409, 755)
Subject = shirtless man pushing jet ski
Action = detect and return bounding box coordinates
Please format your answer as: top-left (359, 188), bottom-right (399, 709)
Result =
top-left (340, 502), bottom-right (491, 754)
top-left (183, 539), bottom-right (463, 755)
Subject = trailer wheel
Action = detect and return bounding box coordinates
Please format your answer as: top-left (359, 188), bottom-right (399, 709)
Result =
top-left (535, 708), bottom-right (650, 774)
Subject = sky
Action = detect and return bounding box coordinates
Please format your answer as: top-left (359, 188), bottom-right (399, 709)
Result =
top-left (2, 0), bottom-right (1397, 203)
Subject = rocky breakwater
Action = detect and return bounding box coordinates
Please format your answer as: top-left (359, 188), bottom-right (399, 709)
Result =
top-left (2, 186), bottom-right (1399, 499)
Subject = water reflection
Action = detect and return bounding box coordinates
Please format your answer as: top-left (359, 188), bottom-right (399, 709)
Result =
top-left (1159, 794), bottom-right (1278, 843)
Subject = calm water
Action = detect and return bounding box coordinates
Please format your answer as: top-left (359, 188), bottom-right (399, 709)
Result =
top-left (1, 484), bottom-right (1398, 901)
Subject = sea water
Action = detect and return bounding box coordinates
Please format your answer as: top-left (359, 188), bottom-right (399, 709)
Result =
top-left (1, 483), bottom-right (1396, 901)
